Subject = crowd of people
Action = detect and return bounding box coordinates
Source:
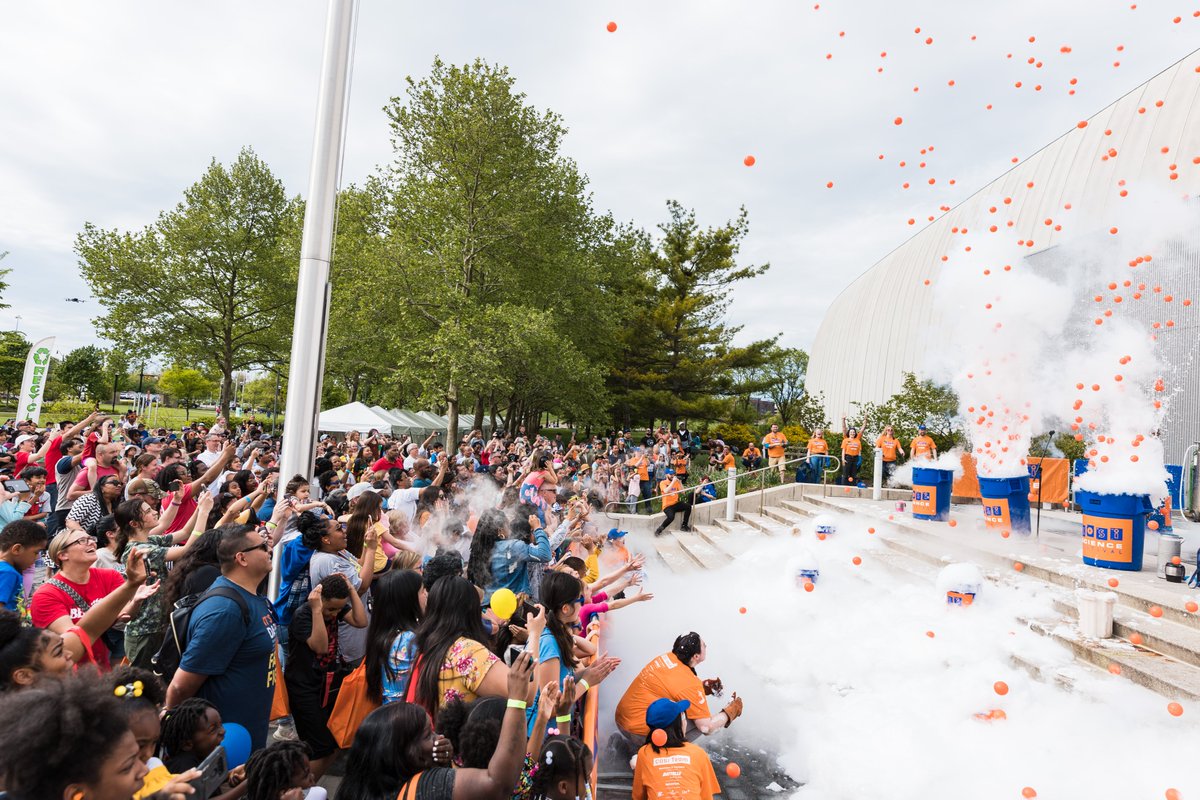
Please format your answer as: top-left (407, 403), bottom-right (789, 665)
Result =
top-left (0, 412), bottom-right (756, 800)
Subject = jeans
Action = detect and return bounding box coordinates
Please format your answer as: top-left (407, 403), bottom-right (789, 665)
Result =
top-left (655, 500), bottom-right (692, 534)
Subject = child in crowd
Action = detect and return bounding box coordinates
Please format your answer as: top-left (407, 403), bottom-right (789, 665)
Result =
top-left (0, 520), bottom-right (48, 620)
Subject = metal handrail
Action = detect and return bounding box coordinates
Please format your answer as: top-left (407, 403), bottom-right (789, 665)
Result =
top-left (600, 452), bottom-right (843, 519)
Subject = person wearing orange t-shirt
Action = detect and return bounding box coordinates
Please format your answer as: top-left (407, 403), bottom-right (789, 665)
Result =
top-left (840, 417), bottom-right (864, 485)
top-left (653, 469), bottom-right (692, 536)
top-left (910, 425), bottom-right (938, 461)
top-left (718, 446), bottom-right (736, 473)
top-left (762, 424), bottom-right (788, 481)
top-left (875, 425), bottom-right (905, 483)
top-left (626, 448), bottom-right (653, 510)
top-left (615, 633), bottom-right (742, 744)
top-left (632, 698), bottom-right (723, 800)
top-left (740, 443), bottom-right (762, 471)
top-left (804, 428), bottom-right (830, 483)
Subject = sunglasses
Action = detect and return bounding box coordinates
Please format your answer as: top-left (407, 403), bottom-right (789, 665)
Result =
top-left (238, 542), bottom-right (269, 555)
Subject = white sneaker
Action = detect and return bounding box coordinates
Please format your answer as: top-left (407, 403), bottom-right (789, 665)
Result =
top-left (273, 722), bottom-right (298, 741)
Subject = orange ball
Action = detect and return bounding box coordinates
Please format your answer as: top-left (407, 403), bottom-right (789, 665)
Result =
top-left (739, 606), bottom-right (747, 615)
top-left (994, 680), bottom-right (1009, 696)
top-left (1167, 702), bottom-right (1184, 717)
top-left (1150, 606), bottom-right (1163, 618)
top-left (926, 630), bottom-right (935, 638)
top-left (817, 532), bottom-right (827, 541)
top-left (1130, 632), bottom-right (1144, 645)
top-left (1148, 520), bottom-right (1160, 530)
top-left (1186, 601), bottom-right (1198, 613)
top-left (803, 581), bottom-right (815, 593)
top-left (1022, 789), bottom-right (1038, 799)
top-left (1013, 562), bottom-right (1024, 572)
top-left (726, 762), bottom-right (741, 779)
top-left (1165, 789), bottom-right (1181, 800)
top-left (651, 728), bottom-right (667, 746)
top-left (868, 527), bottom-right (876, 534)
top-left (743, 155), bottom-right (756, 167)
top-left (1108, 663), bottom-right (1122, 675)
top-left (1001, 530), bottom-right (1011, 539)
top-left (606, 21), bottom-right (617, 32)
top-left (852, 556), bottom-right (862, 565)
top-left (948, 520), bottom-right (958, 527)
top-left (1108, 578), bottom-right (1119, 588)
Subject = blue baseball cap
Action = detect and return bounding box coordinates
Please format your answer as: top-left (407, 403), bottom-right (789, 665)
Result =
top-left (646, 697), bottom-right (690, 730)
top-left (607, 527), bottom-right (627, 540)
top-left (664, 467), bottom-right (675, 475)
top-left (918, 425), bottom-right (927, 431)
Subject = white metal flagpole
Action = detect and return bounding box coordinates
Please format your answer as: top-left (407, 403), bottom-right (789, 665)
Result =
top-left (272, 0), bottom-right (359, 596)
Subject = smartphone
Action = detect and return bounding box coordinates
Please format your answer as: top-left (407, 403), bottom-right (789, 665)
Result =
top-left (3, 479), bottom-right (29, 493)
top-left (189, 745), bottom-right (227, 799)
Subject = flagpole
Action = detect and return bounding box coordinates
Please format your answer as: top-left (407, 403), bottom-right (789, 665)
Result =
top-left (272, 0), bottom-right (359, 596)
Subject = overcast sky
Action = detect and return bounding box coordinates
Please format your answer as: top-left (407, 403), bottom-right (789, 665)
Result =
top-left (2, 1), bottom-right (1196, 361)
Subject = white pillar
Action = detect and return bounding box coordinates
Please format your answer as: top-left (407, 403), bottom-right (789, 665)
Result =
top-left (725, 467), bottom-right (737, 521)
top-left (873, 447), bottom-right (883, 500)
top-left (272, 0), bottom-right (359, 596)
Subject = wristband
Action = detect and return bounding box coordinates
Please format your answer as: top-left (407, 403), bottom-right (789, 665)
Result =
top-left (66, 625), bottom-right (93, 653)
top-left (265, 521), bottom-right (278, 530)
top-left (577, 679), bottom-right (591, 694)
top-left (506, 699), bottom-right (527, 710)
top-left (556, 714), bottom-right (572, 723)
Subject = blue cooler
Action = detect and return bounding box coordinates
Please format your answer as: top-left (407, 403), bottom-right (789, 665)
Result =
top-left (978, 476), bottom-right (1032, 535)
top-left (912, 467), bottom-right (953, 521)
top-left (1077, 490), bottom-right (1152, 571)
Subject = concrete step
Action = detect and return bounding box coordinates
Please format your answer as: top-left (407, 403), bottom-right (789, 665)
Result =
top-left (735, 511), bottom-right (793, 536)
top-left (671, 529), bottom-right (732, 571)
top-left (762, 505), bottom-right (807, 531)
top-left (1050, 596), bottom-right (1200, 671)
top-left (649, 533), bottom-right (702, 573)
top-left (692, 522), bottom-right (763, 559)
top-left (710, 516), bottom-right (767, 537)
top-left (1020, 613), bottom-right (1200, 701)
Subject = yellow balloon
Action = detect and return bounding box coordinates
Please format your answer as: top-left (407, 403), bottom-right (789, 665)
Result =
top-left (491, 588), bottom-right (517, 620)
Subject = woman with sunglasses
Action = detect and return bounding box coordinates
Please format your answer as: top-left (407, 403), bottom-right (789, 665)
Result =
top-left (65, 474), bottom-right (124, 535)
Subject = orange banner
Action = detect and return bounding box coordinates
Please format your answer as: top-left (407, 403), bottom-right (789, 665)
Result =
top-left (1027, 457), bottom-right (1070, 505)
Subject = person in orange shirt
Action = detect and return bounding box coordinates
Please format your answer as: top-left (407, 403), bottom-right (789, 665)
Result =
top-left (762, 424), bottom-right (788, 481)
top-left (615, 633), bottom-right (742, 743)
top-left (625, 448), bottom-right (653, 511)
top-left (632, 698), bottom-right (723, 800)
top-left (672, 450), bottom-right (690, 481)
top-left (804, 428), bottom-right (830, 483)
top-left (875, 424), bottom-right (905, 483)
top-left (740, 443), bottom-right (762, 471)
top-left (717, 446), bottom-right (736, 472)
top-left (653, 469), bottom-right (692, 536)
top-left (910, 425), bottom-right (938, 461)
top-left (840, 417), bottom-right (864, 485)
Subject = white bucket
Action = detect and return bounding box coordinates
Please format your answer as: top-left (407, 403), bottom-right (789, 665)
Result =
top-left (1076, 589), bottom-right (1117, 639)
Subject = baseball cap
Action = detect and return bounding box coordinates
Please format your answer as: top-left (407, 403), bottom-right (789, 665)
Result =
top-left (14, 434), bottom-right (36, 446)
top-left (664, 467), bottom-right (675, 475)
top-left (142, 436), bottom-right (164, 445)
top-left (645, 698), bottom-right (690, 730)
top-left (607, 527), bottom-right (627, 541)
top-left (918, 424), bottom-right (927, 431)
top-left (346, 482), bottom-right (373, 501)
top-left (126, 477), bottom-right (165, 501)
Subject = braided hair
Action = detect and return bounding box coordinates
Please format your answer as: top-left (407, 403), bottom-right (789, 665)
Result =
top-left (244, 741), bottom-right (313, 800)
top-left (530, 736), bottom-right (593, 799)
top-left (159, 697), bottom-right (215, 760)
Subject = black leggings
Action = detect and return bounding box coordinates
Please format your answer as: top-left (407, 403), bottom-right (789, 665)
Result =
top-left (842, 455), bottom-right (861, 485)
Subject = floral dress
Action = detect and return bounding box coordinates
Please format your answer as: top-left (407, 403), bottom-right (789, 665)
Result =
top-left (435, 637), bottom-right (499, 707)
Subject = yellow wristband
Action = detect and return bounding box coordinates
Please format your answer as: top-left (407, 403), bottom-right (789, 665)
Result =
top-left (577, 679), bottom-right (591, 693)
top-left (556, 714), bottom-right (572, 723)
top-left (506, 699), bottom-right (527, 710)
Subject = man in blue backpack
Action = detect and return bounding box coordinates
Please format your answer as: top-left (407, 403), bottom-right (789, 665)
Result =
top-left (165, 525), bottom-right (279, 750)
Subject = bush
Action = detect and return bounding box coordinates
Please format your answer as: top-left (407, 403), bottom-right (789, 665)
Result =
top-left (709, 423), bottom-right (761, 451)
top-left (39, 399), bottom-right (95, 423)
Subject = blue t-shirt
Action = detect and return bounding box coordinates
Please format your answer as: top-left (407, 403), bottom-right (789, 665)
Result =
top-left (526, 629), bottom-right (574, 734)
top-left (179, 576), bottom-right (278, 750)
top-left (0, 561), bottom-right (25, 617)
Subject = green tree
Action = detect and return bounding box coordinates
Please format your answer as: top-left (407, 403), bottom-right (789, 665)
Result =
top-left (792, 390), bottom-right (830, 433)
top-left (854, 372), bottom-right (960, 450)
top-left (609, 201), bottom-right (775, 426)
top-left (370, 57), bottom-right (618, 442)
top-left (57, 346), bottom-right (109, 402)
top-left (76, 147), bottom-right (299, 419)
top-left (0, 251), bottom-right (11, 310)
top-left (0, 330), bottom-right (29, 399)
top-left (760, 347), bottom-right (809, 426)
top-left (158, 366), bottom-right (216, 420)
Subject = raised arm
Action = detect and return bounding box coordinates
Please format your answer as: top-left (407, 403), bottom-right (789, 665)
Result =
top-left (164, 494), bottom-right (214, 561)
top-left (191, 442), bottom-right (236, 499)
top-left (65, 549), bottom-right (150, 663)
top-left (451, 652), bottom-right (534, 800)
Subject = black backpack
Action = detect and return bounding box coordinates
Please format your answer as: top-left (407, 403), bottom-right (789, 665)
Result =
top-left (152, 585), bottom-right (250, 682)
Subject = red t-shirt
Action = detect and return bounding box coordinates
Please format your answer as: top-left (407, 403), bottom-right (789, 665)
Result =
top-left (73, 462), bottom-right (117, 491)
top-left (82, 431), bottom-right (100, 461)
top-left (45, 435), bottom-right (64, 472)
top-left (30, 568), bottom-right (125, 670)
top-left (371, 457), bottom-right (403, 473)
top-left (161, 486), bottom-right (198, 535)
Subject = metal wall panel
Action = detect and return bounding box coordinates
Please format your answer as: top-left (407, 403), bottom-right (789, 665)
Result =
top-left (807, 51), bottom-right (1200, 463)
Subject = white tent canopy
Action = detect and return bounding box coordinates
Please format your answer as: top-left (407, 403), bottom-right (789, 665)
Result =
top-left (317, 402), bottom-right (400, 435)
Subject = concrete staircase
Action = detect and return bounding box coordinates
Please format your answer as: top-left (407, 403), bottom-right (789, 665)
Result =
top-left (626, 482), bottom-right (1200, 704)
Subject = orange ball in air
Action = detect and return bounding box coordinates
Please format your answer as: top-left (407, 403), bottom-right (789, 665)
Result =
top-left (994, 681), bottom-right (1009, 696)
top-left (651, 728), bottom-right (667, 746)
top-left (726, 763), bottom-right (741, 779)
top-left (803, 581), bottom-right (815, 593)
top-left (743, 155), bottom-right (756, 167)
top-left (926, 630), bottom-right (935, 638)
top-left (1022, 788), bottom-right (1037, 799)
top-left (1165, 789), bottom-right (1181, 800)
top-left (739, 606), bottom-right (747, 615)
top-left (606, 21), bottom-right (617, 32)
top-left (852, 556), bottom-right (862, 565)
top-left (868, 527), bottom-right (876, 534)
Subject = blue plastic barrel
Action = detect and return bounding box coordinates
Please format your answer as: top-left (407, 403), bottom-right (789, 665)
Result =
top-left (912, 467), bottom-right (953, 521)
top-left (1077, 490), bottom-right (1152, 571)
top-left (978, 476), bottom-right (1032, 535)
